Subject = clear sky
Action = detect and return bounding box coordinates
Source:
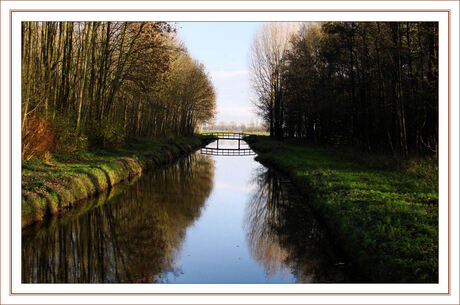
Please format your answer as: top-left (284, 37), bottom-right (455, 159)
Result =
top-left (176, 22), bottom-right (263, 125)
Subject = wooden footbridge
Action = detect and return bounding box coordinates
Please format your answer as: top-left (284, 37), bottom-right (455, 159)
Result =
top-left (201, 132), bottom-right (256, 156)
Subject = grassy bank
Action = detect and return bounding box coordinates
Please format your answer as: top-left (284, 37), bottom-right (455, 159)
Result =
top-left (245, 135), bottom-right (438, 282)
top-left (22, 135), bottom-right (214, 228)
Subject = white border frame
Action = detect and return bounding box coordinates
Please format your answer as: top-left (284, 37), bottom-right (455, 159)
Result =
top-left (1, 1), bottom-right (459, 304)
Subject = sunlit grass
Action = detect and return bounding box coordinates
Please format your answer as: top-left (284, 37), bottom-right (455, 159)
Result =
top-left (22, 135), bottom-right (211, 228)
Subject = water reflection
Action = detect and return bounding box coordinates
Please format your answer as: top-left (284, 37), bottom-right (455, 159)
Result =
top-left (22, 153), bottom-right (215, 283)
top-left (23, 146), bottom-right (351, 283)
top-left (245, 167), bottom-right (350, 283)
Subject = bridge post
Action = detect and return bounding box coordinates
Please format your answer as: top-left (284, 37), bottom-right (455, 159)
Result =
top-left (217, 138), bottom-right (219, 149)
top-left (238, 139), bottom-right (240, 149)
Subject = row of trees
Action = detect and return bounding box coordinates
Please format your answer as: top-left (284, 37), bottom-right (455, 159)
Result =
top-left (250, 22), bottom-right (438, 157)
top-left (22, 22), bottom-right (215, 158)
top-left (205, 119), bottom-right (267, 132)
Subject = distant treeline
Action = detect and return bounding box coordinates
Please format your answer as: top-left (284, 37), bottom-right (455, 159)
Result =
top-left (250, 22), bottom-right (438, 157)
top-left (22, 22), bottom-right (215, 159)
top-left (205, 120), bottom-right (267, 132)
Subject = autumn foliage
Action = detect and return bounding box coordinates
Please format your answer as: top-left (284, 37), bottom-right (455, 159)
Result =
top-left (21, 21), bottom-right (216, 156)
top-left (22, 116), bottom-right (56, 161)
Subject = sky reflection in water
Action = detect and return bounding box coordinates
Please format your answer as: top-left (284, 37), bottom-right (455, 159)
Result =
top-left (22, 140), bottom-right (347, 283)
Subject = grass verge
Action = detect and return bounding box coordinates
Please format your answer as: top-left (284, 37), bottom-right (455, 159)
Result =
top-left (245, 135), bottom-right (438, 283)
top-left (22, 135), bottom-right (214, 228)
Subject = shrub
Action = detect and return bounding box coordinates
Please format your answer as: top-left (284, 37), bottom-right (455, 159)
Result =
top-left (53, 114), bottom-right (88, 153)
top-left (87, 119), bottom-right (125, 150)
top-left (22, 116), bottom-right (56, 161)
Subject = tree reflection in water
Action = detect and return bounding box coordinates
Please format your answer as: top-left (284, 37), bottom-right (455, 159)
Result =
top-left (22, 153), bottom-right (215, 283)
top-left (245, 167), bottom-right (350, 283)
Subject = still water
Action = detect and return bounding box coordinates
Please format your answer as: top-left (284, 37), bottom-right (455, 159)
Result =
top-left (22, 140), bottom-right (349, 283)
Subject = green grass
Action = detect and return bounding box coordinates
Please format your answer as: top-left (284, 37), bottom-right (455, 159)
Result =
top-left (244, 131), bottom-right (270, 136)
top-left (22, 135), bottom-right (213, 228)
top-left (245, 135), bottom-right (438, 283)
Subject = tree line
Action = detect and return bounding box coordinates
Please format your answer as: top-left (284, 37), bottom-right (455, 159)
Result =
top-left (250, 22), bottom-right (438, 157)
top-left (205, 120), bottom-right (267, 132)
top-left (22, 22), bottom-right (216, 159)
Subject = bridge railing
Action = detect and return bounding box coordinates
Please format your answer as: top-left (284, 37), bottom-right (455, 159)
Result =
top-left (200, 147), bottom-right (256, 156)
top-left (201, 132), bottom-right (248, 139)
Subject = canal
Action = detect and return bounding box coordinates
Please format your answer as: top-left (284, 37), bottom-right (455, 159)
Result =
top-left (22, 139), bottom-right (350, 283)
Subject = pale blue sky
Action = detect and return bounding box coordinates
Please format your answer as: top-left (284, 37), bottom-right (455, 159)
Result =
top-left (176, 22), bottom-right (263, 125)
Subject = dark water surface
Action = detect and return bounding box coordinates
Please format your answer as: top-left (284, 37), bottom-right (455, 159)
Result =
top-left (22, 140), bottom-right (349, 283)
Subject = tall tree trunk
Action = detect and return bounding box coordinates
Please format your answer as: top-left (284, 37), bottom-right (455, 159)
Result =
top-left (76, 23), bottom-right (92, 133)
top-left (22, 22), bottom-right (33, 132)
top-left (392, 23), bottom-right (409, 158)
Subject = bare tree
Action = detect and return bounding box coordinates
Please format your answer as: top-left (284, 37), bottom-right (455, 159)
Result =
top-left (249, 22), bottom-right (299, 138)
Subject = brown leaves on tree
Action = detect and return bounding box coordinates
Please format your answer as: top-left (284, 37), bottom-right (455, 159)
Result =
top-left (22, 116), bottom-right (56, 161)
